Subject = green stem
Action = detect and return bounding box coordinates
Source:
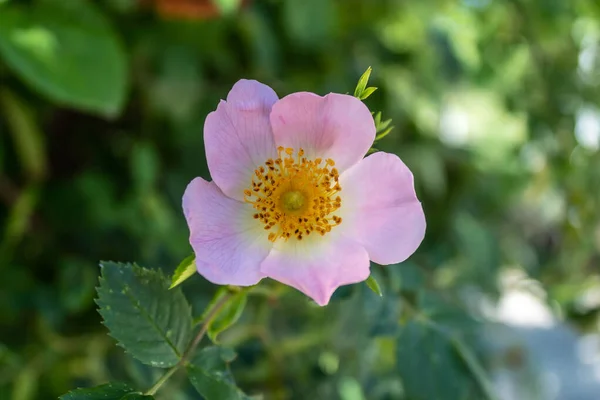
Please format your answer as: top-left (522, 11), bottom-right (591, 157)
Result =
top-left (144, 367), bottom-right (178, 396)
top-left (144, 293), bottom-right (232, 396)
top-left (451, 336), bottom-right (499, 400)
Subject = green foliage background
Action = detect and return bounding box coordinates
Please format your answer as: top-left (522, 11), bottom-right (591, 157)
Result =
top-left (1, 0), bottom-right (600, 399)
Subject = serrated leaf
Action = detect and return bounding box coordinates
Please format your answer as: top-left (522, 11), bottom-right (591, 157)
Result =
top-left (120, 394), bottom-right (154, 400)
top-left (0, 0), bottom-right (128, 116)
top-left (187, 346), bottom-right (252, 400)
top-left (59, 383), bottom-right (151, 400)
top-left (169, 254), bottom-right (196, 289)
top-left (396, 320), bottom-right (480, 400)
top-left (96, 262), bottom-right (192, 368)
top-left (359, 86), bottom-right (378, 100)
top-left (365, 275), bottom-right (383, 297)
top-left (354, 66), bottom-right (372, 98)
top-left (198, 288), bottom-right (248, 343)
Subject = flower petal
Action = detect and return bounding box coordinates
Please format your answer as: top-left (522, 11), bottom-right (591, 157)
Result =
top-left (339, 152), bottom-right (426, 265)
top-left (270, 92), bottom-right (375, 172)
top-left (182, 177), bottom-right (273, 286)
top-left (260, 233), bottom-right (370, 306)
top-left (204, 79), bottom-right (278, 201)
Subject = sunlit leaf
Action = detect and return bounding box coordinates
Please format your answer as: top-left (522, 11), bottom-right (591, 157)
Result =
top-left (169, 254), bottom-right (196, 289)
top-left (359, 86), bottom-right (378, 100)
top-left (354, 66), bottom-right (372, 98)
top-left (375, 126), bottom-right (394, 141)
top-left (365, 275), bottom-right (383, 297)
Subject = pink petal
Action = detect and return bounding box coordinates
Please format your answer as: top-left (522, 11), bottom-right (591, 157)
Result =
top-left (339, 152), bottom-right (426, 265)
top-left (260, 234), bottom-right (370, 306)
top-left (182, 177), bottom-right (273, 286)
top-left (270, 92), bottom-right (375, 172)
top-left (204, 79), bottom-right (278, 201)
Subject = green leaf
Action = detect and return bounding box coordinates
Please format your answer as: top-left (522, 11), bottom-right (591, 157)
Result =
top-left (365, 275), bottom-right (383, 297)
top-left (213, 0), bottom-right (242, 14)
top-left (59, 383), bottom-right (152, 400)
top-left (376, 118), bottom-right (393, 133)
top-left (283, 0), bottom-right (334, 48)
top-left (375, 126), bottom-right (394, 141)
top-left (373, 111), bottom-right (382, 126)
top-left (130, 142), bottom-right (159, 195)
top-left (96, 262), bottom-right (192, 368)
top-left (417, 291), bottom-right (477, 332)
top-left (120, 394), bottom-right (154, 400)
top-left (169, 254), bottom-right (196, 289)
top-left (360, 280), bottom-right (401, 337)
top-left (451, 336), bottom-right (499, 400)
top-left (187, 346), bottom-right (251, 400)
top-left (0, 89), bottom-right (46, 181)
top-left (0, 0), bottom-right (128, 117)
top-left (199, 288), bottom-right (248, 343)
top-left (359, 86), bottom-right (378, 100)
top-left (59, 257), bottom-right (96, 313)
top-left (354, 66), bottom-right (372, 98)
top-left (0, 183), bottom-right (39, 260)
top-left (396, 320), bottom-right (481, 400)
top-left (388, 262), bottom-right (424, 293)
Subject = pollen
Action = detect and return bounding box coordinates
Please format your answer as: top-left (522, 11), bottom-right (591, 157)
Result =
top-left (244, 146), bottom-right (343, 242)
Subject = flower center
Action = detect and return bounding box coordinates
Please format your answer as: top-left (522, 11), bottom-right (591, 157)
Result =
top-left (244, 146), bottom-right (342, 242)
top-left (281, 190), bottom-right (305, 212)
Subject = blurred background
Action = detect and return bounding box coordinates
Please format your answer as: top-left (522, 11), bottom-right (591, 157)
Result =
top-left (1, 0), bottom-right (600, 399)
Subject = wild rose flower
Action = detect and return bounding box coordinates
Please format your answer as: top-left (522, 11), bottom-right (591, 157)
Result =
top-left (182, 80), bottom-right (425, 306)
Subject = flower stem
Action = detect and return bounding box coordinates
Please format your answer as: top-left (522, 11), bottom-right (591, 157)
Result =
top-left (144, 293), bottom-right (232, 396)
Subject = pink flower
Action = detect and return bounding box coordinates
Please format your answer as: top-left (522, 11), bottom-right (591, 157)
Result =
top-left (182, 80), bottom-right (425, 306)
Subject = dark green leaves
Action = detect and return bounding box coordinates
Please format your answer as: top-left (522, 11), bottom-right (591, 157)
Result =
top-left (396, 319), bottom-right (497, 400)
top-left (396, 321), bottom-right (476, 400)
top-left (96, 262), bottom-right (192, 368)
top-left (0, 0), bottom-right (128, 116)
top-left (187, 346), bottom-right (250, 400)
top-left (59, 383), bottom-right (153, 400)
top-left (120, 395), bottom-right (154, 400)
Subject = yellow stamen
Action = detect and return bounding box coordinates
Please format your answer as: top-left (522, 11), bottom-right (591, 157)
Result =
top-left (244, 147), bottom-right (342, 242)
